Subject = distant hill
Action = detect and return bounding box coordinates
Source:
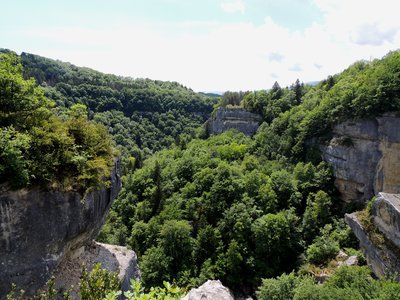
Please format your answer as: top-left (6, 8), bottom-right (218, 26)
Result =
top-left (9, 50), bottom-right (218, 165)
top-left (199, 92), bottom-right (222, 97)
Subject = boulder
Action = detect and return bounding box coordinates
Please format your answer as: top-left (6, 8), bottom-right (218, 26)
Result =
top-left (182, 280), bottom-right (234, 300)
top-left (336, 250), bottom-right (349, 260)
top-left (0, 160), bottom-right (122, 297)
top-left (52, 242), bottom-right (140, 299)
top-left (345, 256), bottom-right (359, 266)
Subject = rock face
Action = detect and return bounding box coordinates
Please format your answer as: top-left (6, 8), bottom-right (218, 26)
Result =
top-left (345, 193), bottom-right (400, 278)
top-left (208, 108), bottom-right (262, 136)
top-left (52, 242), bottom-right (140, 299)
top-left (321, 113), bottom-right (400, 203)
top-left (182, 280), bottom-right (234, 300)
top-left (372, 193), bottom-right (400, 248)
top-left (0, 160), bottom-right (122, 297)
top-left (98, 243), bottom-right (141, 292)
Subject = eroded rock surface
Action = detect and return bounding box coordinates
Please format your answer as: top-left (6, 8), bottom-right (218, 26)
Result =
top-left (0, 160), bottom-right (121, 297)
top-left (321, 114), bottom-right (400, 203)
top-left (345, 193), bottom-right (400, 278)
top-left (182, 280), bottom-right (234, 300)
top-left (373, 193), bottom-right (400, 248)
top-left (208, 108), bottom-right (262, 136)
top-left (52, 242), bottom-right (140, 299)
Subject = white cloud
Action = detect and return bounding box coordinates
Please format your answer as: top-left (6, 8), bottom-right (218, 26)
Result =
top-left (268, 52), bottom-right (284, 62)
top-left (313, 0), bottom-right (400, 45)
top-left (221, 0), bottom-right (245, 14)
top-left (20, 0), bottom-right (400, 92)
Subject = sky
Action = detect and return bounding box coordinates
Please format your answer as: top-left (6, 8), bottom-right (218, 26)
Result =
top-left (1, 0), bottom-right (400, 92)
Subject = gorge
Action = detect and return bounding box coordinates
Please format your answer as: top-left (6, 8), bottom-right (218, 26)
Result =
top-left (2, 49), bottom-right (400, 299)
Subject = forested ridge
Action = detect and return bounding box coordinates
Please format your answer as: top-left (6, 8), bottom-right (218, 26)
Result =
top-left (10, 50), bottom-right (218, 166)
top-left (3, 48), bottom-right (400, 299)
top-left (0, 52), bottom-right (116, 190)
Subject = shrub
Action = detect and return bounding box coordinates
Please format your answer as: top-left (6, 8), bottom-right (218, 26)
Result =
top-left (78, 264), bottom-right (120, 300)
top-left (306, 236), bottom-right (339, 265)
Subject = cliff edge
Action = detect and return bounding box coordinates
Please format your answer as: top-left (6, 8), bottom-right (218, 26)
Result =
top-left (0, 159), bottom-right (122, 297)
top-left (321, 113), bottom-right (400, 203)
top-left (346, 193), bottom-right (400, 278)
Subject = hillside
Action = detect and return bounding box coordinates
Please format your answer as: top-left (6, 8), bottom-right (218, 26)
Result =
top-left (16, 51), bottom-right (218, 165)
top-left (0, 52), bottom-right (116, 190)
top-left (3, 49), bottom-right (400, 299)
top-left (98, 50), bottom-right (400, 297)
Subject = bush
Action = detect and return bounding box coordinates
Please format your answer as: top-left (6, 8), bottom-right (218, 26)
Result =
top-left (306, 236), bottom-right (339, 265)
top-left (79, 264), bottom-right (120, 300)
top-left (257, 272), bottom-right (313, 300)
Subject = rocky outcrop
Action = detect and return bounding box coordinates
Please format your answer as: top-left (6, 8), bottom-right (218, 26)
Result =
top-left (182, 280), bottom-right (234, 300)
top-left (52, 242), bottom-right (140, 299)
top-left (0, 160), bottom-right (122, 297)
top-left (372, 193), bottom-right (400, 248)
top-left (208, 108), bottom-right (262, 136)
top-left (321, 113), bottom-right (400, 203)
top-left (345, 193), bottom-right (400, 278)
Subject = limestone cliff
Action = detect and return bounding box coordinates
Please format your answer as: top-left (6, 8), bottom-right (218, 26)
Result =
top-left (346, 193), bottom-right (400, 278)
top-left (321, 113), bottom-right (400, 203)
top-left (0, 159), bottom-right (122, 297)
top-left (207, 108), bottom-right (262, 136)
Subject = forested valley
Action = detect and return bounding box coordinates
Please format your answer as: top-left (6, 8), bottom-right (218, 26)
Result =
top-left (2, 49), bottom-right (400, 299)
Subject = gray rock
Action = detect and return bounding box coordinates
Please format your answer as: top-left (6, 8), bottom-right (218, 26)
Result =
top-left (0, 160), bottom-right (122, 298)
top-left (98, 243), bottom-right (141, 292)
top-left (52, 242), bottom-right (140, 299)
top-left (336, 250), bottom-right (349, 260)
top-left (321, 114), bottom-right (400, 203)
top-left (208, 108), bottom-right (262, 136)
top-left (373, 193), bottom-right (400, 249)
top-left (345, 212), bottom-right (400, 278)
top-left (182, 280), bottom-right (234, 300)
top-left (345, 256), bottom-right (359, 266)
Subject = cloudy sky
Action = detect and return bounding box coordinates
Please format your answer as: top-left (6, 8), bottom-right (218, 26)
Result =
top-left (1, 0), bottom-right (400, 92)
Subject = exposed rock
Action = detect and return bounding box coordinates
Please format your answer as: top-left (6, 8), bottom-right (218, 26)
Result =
top-left (372, 193), bottom-right (400, 248)
top-left (321, 113), bottom-right (400, 203)
top-left (182, 280), bottom-right (234, 300)
top-left (0, 160), bottom-right (122, 298)
top-left (345, 212), bottom-right (400, 278)
top-left (208, 108), bottom-right (262, 136)
top-left (52, 242), bottom-right (140, 299)
top-left (345, 256), bottom-right (359, 266)
top-left (99, 243), bottom-right (141, 292)
top-left (336, 250), bottom-right (349, 260)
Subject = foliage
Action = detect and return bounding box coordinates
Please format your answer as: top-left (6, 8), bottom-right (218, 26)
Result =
top-left (219, 90), bottom-right (248, 107)
top-left (6, 48), bottom-right (400, 297)
top-left (0, 52), bottom-right (117, 190)
top-left (99, 130), bottom-right (336, 293)
top-left (79, 264), bottom-right (120, 300)
top-left (257, 272), bottom-right (313, 300)
top-left (6, 278), bottom-right (71, 300)
top-left (252, 51), bottom-right (400, 161)
top-left (258, 266), bottom-right (400, 300)
top-left (15, 51), bottom-right (217, 165)
top-left (106, 279), bottom-right (183, 300)
top-left (302, 190), bottom-right (333, 244)
top-left (6, 265), bottom-right (182, 300)
top-left (306, 235), bottom-right (340, 266)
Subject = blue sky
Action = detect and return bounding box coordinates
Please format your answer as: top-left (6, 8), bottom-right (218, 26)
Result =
top-left (1, 0), bottom-right (400, 91)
